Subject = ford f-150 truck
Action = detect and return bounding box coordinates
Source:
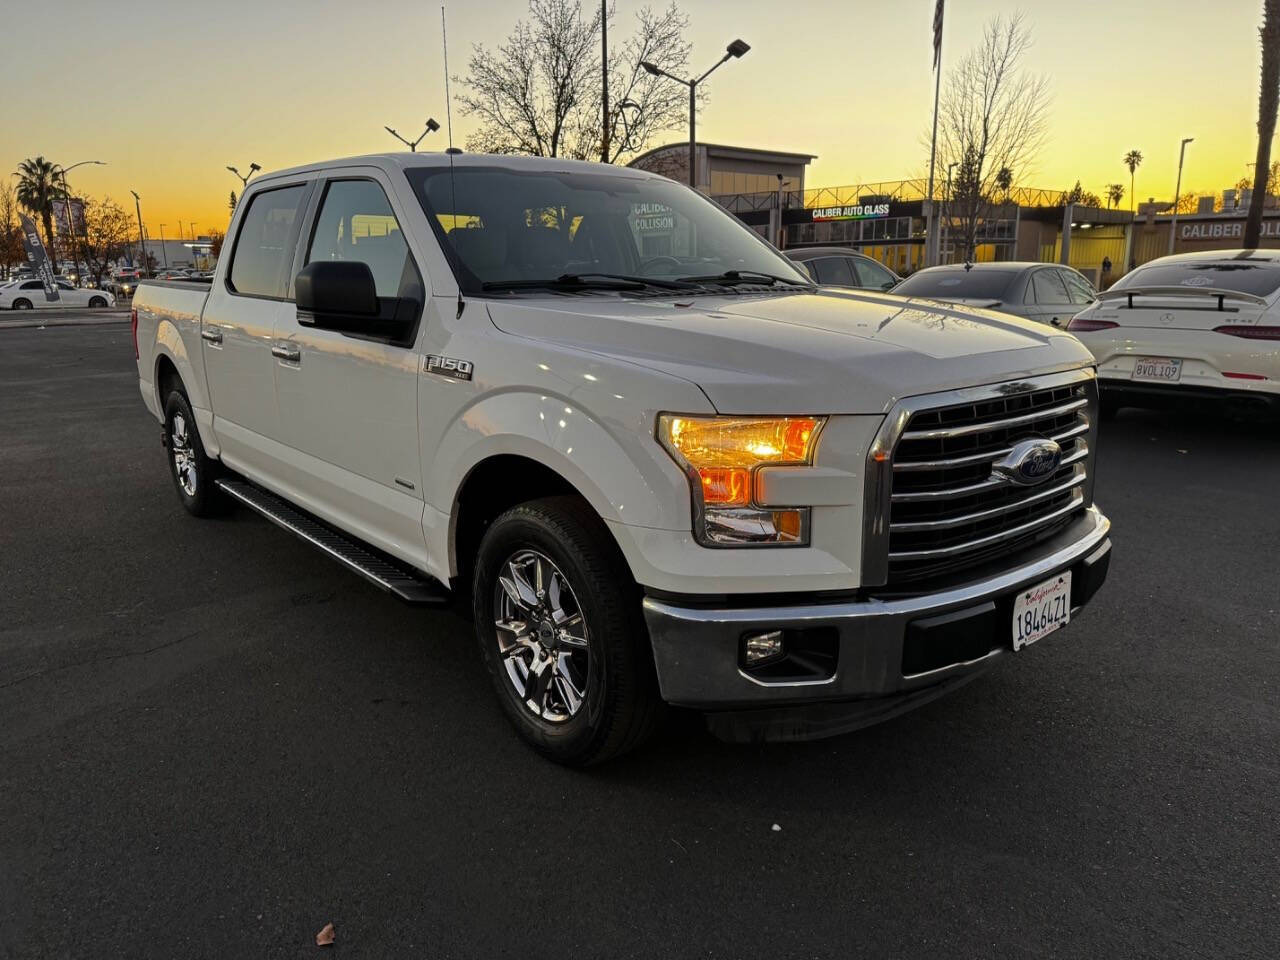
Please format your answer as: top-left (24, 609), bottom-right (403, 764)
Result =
top-left (133, 153), bottom-right (1111, 764)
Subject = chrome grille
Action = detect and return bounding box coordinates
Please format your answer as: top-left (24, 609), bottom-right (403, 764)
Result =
top-left (883, 378), bottom-right (1095, 585)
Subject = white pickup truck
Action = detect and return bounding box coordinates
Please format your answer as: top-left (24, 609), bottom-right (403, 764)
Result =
top-left (133, 152), bottom-right (1111, 763)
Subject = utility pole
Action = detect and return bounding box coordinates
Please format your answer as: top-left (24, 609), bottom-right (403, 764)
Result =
top-left (1168, 137), bottom-right (1193, 255)
top-left (158, 224), bottom-right (169, 268)
top-left (926, 0), bottom-right (945, 266)
top-left (600, 0), bottom-right (609, 163)
top-left (130, 191), bottom-right (150, 278)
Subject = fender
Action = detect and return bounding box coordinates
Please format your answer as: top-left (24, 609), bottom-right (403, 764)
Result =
top-left (153, 317), bottom-right (220, 458)
top-left (425, 390), bottom-right (693, 575)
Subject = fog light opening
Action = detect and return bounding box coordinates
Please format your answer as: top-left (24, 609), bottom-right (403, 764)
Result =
top-left (742, 630), bottom-right (785, 667)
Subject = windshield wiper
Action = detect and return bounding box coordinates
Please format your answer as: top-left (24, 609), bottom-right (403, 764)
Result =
top-left (481, 273), bottom-right (697, 293)
top-left (676, 269), bottom-right (811, 287)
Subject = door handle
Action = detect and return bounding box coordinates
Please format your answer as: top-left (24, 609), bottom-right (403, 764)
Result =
top-left (200, 326), bottom-right (223, 344)
top-left (271, 343), bottom-right (300, 362)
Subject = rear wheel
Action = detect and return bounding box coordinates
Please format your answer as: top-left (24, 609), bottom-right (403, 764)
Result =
top-left (12, 298), bottom-right (32, 310)
top-left (473, 496), bottom-right (660, 765)
top-left (163, 389), bottom-right (223, 516)
top-left (88, 296), bottom-right (107, 308)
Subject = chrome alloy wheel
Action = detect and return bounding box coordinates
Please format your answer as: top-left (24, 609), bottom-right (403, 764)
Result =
top-left (170, 411), bottom-right (197, 497)
top-left (493, 549), bottom-right (590, 722)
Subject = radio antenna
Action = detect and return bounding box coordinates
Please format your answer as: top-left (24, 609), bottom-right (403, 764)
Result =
top-left (442, 4), bottom-right (464, 318)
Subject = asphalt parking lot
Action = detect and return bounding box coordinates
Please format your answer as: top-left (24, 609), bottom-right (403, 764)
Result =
top-left (2, 320), bottom-right (1277, 959)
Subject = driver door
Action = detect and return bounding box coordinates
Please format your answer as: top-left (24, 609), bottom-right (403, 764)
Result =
top-left (271, 170), bottom-right (429, 566)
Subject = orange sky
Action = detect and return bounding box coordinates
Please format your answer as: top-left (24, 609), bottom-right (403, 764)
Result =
top-left (2, 0), bottom-right (1266, 233)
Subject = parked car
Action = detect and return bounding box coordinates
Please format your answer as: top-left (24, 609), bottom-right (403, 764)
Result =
top-left (1068, 249), bottom-right (1280, 416)
top-left (786, 246), bottom-right (901, 291)
top-left (104, 273), bottom-right (144, 298)
top-left (132, 152), bottom-right (1111, 764)
top-left (892, 262), bottom-right (1097, 327)
top-left (0, 278), bottom-right (115, 309)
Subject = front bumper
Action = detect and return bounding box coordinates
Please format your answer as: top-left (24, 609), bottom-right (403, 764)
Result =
top-left (642, 506), bottom-right (1111, 741)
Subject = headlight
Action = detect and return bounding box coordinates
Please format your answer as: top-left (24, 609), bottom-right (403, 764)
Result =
top-left (657, 414), bottom-right (824, 547)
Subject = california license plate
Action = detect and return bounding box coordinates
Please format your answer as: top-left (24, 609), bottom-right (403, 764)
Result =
top-left (1012, 572), bottom-right (1072, 651)
top-left (1132, 356), bottom-right (1183, 382)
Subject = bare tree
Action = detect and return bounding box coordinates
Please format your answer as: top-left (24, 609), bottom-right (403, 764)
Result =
top-left (1245, 0), bottom-right (1280, 247)
top-left (456, 0), bottom-right (694, 162)
top-left (0, 182), bottom-right (23, 280)
top-left (933, 14), bottom-right (1050, 261)
top-left (77, 197), bottom-right (134, 286)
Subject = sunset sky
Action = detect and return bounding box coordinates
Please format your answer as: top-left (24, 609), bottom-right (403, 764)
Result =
top-left (1, 0), bottom-right (1265, 234)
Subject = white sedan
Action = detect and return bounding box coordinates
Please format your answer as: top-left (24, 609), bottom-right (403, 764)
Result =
top-left (1068, 250), bottom-right (1280, 416)
top-left (0, 278), bottom-right (116, 310)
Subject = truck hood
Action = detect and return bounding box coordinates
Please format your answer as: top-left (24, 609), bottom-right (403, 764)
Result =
top-left (485, 289), bottom-right (1093, 414)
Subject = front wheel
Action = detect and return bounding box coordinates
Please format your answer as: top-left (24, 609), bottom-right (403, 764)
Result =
top-left (473, 497), bottom-right (660, 765)
top-left (88, 296), bottom-right (107, 308)
top-left (12, 298), bottom-right (32, 310)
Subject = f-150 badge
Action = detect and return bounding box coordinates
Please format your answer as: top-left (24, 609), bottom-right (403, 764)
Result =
top-left (424, 355), bottom-right (474, 381)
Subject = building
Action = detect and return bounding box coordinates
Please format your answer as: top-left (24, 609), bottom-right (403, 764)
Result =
top-left (628, 142), bottom-right (814, 197)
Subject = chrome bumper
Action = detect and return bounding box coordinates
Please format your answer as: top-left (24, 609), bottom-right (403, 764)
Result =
top-left (643, 506), bottom-right (1111, 725)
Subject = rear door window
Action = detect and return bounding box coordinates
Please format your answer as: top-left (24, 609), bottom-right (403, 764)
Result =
top-left (1061, 270), bottom-right (1096, 305)
top-left (811, 257), bottom-right (855, 286)
top-left (853, 257), bottom-right (897, 289)
top-left (1031, 269), bottom-right (1071, 304)
top-left (228, 185), bottom-right (306, 298)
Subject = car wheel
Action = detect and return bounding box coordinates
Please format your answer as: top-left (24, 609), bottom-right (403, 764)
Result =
top-left (12, 298), bottom-right (32, 310)
top-left (163, 388), bottom-right (223, 516)
top-left (473, 496), bottom-right (661, 765)
top-left (88, 296), bottom-right (107, 308)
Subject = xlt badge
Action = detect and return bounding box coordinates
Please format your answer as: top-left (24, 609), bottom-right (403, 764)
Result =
top-left (424, 355), bottom-right (474, 381)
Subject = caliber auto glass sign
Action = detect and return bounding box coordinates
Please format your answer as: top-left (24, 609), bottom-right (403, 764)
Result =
top-left (18, 213), bottom-right (60, 302)
top-left (809, 202), bottom-right (891, 222)
top-left (1180, 219), bottom-right (1280, 240)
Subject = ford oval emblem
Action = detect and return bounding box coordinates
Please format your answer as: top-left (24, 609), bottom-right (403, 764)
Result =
top-left (992, 438), bottom-right (1062, 486)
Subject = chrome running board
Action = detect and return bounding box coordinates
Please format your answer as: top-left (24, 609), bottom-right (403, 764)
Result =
top-left (216, 479), bottom-right (449, 605)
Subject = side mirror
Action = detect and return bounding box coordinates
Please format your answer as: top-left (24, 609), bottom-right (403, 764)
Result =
top-left (296, 261), bottom-right (378, 323)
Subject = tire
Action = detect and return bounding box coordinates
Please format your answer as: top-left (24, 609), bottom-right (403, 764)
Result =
top-left (472, 496), bottom-right (661, 765)
top-left (162, 388), bottom-right (223, 516)
top-left (88, 296), bottom-right (107, 308)
top-left (1100, 394), bottom-right (1121, 420)
top-left (12, 298), bottom-right (32, 310)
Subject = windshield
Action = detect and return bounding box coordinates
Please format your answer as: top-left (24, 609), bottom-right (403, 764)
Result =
top-left (406, 166), bottom-right (812, 294)
top-left (1111, 259), bottom-right (1280, 297)
top-left (892, 269), bottom-right (1019, 301)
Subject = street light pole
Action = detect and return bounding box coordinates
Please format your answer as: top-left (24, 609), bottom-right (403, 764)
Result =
top-left (130, 191), bottom-right (150, 278)
top-left (52, 160), bottom-right (106, 286)
top-left (226, 163), bottom-right (261, 190)
top-left (383, 119), bottom-right (440, 152)
top-left (641, 39), bottom-right (750, 190)
top-left (941, 161), bottom-right (957, 264)
top-left (1168, 137), bottom-right (1194, 255)
top-left (158, 224), bottom-right (168, 268)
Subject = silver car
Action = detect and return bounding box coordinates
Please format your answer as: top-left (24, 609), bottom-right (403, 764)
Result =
top-left (891, 262), bottom-right (1097, 327)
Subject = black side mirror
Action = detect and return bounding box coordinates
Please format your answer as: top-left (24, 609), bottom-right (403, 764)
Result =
top-left (296, 261), bottom-right (378, 321)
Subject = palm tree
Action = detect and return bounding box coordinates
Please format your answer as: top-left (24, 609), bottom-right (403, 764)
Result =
top-left (1106, 183), bottom-right (1125, 209)
top-left (1245, 0), bottom-right (1280, 248)
top-left (994, 165), bottom-right (1014, 203)
top-left (14, 156), bottom-right (61, 265)
top-left (1122, 150), bottom-right (1143, 213)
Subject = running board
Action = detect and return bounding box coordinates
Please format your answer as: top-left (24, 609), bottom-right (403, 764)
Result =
top-left (216, 479), bottom-right (450, 605)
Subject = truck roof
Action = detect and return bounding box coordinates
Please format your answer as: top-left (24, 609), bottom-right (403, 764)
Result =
top-left (256, 151), bottom-right (662, 186)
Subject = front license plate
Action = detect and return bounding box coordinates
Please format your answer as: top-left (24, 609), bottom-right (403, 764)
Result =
top-left (1132, 356), bottom-right (1183, 382)
top-left (1012, 572), bottom-right (1072, 651)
